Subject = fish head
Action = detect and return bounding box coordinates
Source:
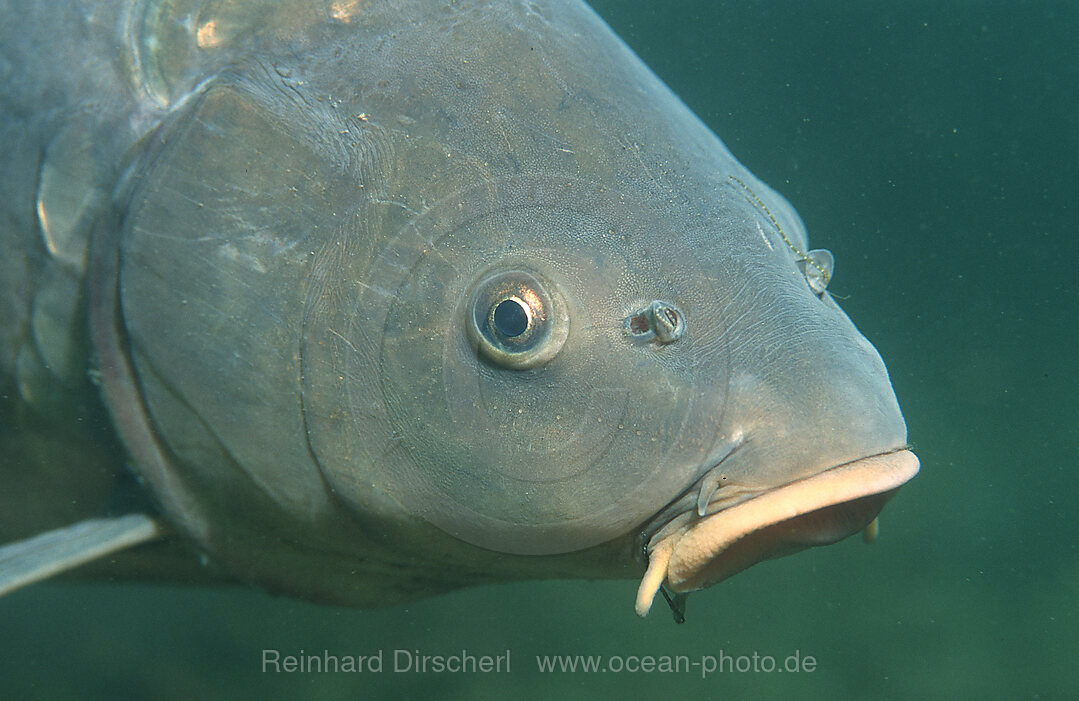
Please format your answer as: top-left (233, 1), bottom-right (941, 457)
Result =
top-left (103, 0), bottom-right (916, 610)
top-left (312, 165), bottom-right (918, 614)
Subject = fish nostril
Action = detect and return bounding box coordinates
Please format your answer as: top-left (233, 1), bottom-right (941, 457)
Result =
top-left (624, 300), bottom-right (684, 344)
top-left (656, 305), bottom-right (683, 342)
top-left (628, 313), bottom-right (650, 334)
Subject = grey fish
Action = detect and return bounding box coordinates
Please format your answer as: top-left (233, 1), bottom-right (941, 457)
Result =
top-left (0, 0), bottom-right (918, 619)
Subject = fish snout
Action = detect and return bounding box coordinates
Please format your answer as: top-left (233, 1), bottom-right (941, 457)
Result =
top-left (635, 449), bottom-right (918, 617)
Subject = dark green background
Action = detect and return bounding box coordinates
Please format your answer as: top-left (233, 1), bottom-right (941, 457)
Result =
top-left (3, 1), bottom-right (1075, 698)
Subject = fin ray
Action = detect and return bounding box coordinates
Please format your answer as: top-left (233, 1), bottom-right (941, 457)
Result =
top-left (0, 514), bottom-right (165, 596)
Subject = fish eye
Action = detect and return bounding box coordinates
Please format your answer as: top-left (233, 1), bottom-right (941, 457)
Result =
top-left (466, 268), bottom-right (569, 369)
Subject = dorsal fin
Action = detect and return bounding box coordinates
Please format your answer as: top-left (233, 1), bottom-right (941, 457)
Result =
top-left (0, 514), bottom-right (165, 596)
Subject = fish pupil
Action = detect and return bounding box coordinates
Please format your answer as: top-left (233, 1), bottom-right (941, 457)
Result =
top-left (493, 299), bottom-right (529, 337)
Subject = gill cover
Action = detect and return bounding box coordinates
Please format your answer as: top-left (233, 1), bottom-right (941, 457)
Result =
top-left (117, 84), bottom-right (352, 521)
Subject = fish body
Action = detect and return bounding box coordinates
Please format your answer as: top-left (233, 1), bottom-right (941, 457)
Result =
top-left (0, 0), bottom-right (917, 615)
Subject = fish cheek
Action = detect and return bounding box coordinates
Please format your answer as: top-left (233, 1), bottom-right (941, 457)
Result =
top-left (303, 176), bottom-right (730, 556)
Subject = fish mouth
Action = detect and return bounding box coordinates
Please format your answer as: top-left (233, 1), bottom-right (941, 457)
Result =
top-left (635, 448), bottom-right (919, 617)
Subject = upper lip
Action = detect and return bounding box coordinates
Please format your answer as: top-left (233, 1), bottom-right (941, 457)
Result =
top-left (635, 448), bottom-right (919, 616)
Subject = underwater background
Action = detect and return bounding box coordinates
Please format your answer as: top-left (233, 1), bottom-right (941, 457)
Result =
top-left (2, 0), bottom-right (1075, 698)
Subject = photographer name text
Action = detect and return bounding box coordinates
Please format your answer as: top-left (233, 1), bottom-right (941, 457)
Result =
top-left (262, 648), bottom-right (510, 674)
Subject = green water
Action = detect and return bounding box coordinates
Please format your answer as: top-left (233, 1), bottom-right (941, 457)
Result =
top-left (2, 1), bottom-right (1075, 698)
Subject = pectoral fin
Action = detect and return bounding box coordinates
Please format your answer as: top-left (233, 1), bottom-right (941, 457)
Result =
top-left (0, 514), bottom-right (165, 596)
